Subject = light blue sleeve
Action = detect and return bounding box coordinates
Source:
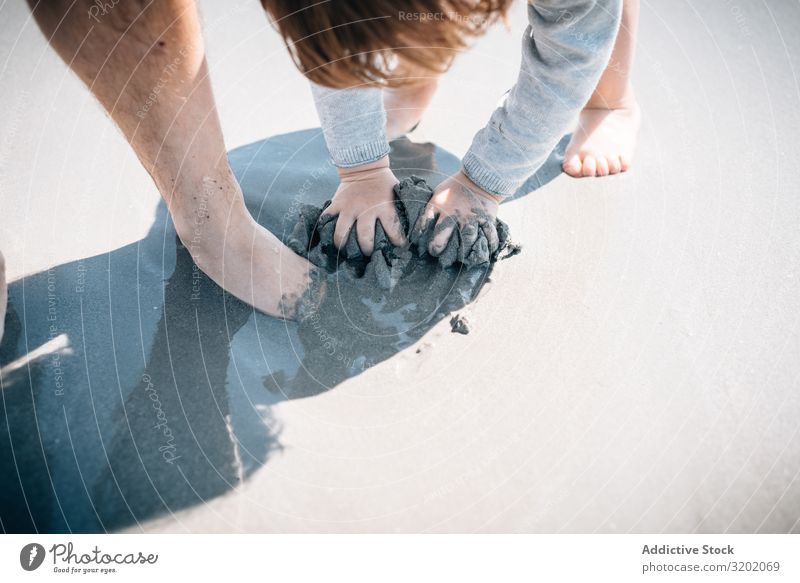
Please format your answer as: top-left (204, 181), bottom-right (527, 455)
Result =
top-left (309, 82), bottom-right (389, 168)
top-left (462, 0), bottom-right (623, 196)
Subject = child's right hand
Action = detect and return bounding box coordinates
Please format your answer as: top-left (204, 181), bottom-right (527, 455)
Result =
top-left (324, 156), bottom-right (407, 256)
top-left (412, 169), bottom-right (502, 258)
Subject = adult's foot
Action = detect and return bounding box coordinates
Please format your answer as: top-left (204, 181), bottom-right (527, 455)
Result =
top-left (563, 87), bottom-right (641, 178)
top-left (170, 170), bottom-right (317, 319)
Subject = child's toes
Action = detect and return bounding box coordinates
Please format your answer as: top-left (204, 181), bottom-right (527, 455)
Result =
top-left (595, 156), bottom-right (610, 176)
top-left (619, 154), bottom-right (632, 172)
top-left (563, 154), bottom-right (582, 177)
top-left (607, 155), bottom-right (622, 175)
top-left (581, 155), bottom-right (597, 177)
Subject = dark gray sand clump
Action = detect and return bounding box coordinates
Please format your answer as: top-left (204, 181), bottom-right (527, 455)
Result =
top-left (449, 313), bottom-right (471, 335)
top-left (288, 176), bottom-right (515, 285)
top-left (284, 176), bottom-right (520, 345)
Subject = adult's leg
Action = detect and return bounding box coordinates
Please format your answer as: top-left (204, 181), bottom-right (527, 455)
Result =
top-left (563, 0), bottom-right (640, 177)
top-left (27, 0), bottom-right (313, 317)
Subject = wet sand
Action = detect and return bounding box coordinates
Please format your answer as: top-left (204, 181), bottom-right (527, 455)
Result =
top-left (1, 0), bottom-right (799, 533)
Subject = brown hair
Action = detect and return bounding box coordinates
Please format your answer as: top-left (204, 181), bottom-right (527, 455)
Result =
top-left (261, 0), bottom-right (512, 89)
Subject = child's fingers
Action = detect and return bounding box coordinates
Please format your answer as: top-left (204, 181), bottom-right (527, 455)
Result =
top-left (411, 203), bottom-right (437, 242)
top-left (457, 221), bottom-right (480, 262)
top-left (333, 213), bottom-right (355, 249)
top-left (356, 217), bottom-right (376, 256)
top-left (318, 200), bottom-right (339, 230)
top-left (429, 214), bottom-right (457, 257)
top-left (480, 219), bottom-right (500, 256)
top-left (379, 209), bottom-right (407, 247)
top-left (324, 198), bottom-right (342, 216)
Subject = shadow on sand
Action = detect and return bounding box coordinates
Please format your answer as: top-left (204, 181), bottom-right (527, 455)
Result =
top-left (0, 130), bottom-right (564, 532)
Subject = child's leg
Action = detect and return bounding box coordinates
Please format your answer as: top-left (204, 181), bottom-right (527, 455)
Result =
top-left (563, 0), bottom-right (640, 177)
top-left (383, 76), bottom-right (440, 140)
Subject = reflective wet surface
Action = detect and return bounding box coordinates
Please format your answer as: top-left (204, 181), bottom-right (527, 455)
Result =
top-left (0, 131), bottom-right (558, 532)
top-left (4, 0), bottom-right (800, 535)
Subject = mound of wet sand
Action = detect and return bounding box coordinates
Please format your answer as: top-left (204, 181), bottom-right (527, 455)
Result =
top-left (287, 176), bottom-right (518, 291)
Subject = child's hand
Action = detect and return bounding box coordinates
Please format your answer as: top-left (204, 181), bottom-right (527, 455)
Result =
top-left (413, 170), bottom-right (503, 257)
top-left (324, 157), bottom-right (407, 256)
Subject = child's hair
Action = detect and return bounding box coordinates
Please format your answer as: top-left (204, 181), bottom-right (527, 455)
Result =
top-left (261, 0), bottom-right (512, 89)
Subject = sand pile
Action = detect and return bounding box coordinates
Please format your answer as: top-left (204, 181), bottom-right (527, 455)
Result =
top-left (287, 176), bottom-right (518, 290)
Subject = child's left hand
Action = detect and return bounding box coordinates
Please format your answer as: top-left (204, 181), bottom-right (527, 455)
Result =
top-left (412, 170), bottom-right (503, 257)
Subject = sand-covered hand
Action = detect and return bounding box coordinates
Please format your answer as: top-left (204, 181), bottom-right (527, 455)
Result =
top-left (323, 157), bottom-right (407, 256)
top-left (411, 170), bottom-right (503, 265)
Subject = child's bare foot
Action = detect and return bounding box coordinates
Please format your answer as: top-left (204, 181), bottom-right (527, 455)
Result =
top-left (563, 87), bottom-right (641, 178)
top-left (171, 171), bottom-right (316, 319)
top-left (384, 77), bottom-right (439, 139)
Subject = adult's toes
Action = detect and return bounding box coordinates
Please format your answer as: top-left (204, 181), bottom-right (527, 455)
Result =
top-left (581, 155), bottom-right (597, 177)
top-left (563, 154), bottom-right (582, 177)
top-left (607, 155), bottom-right (622, 174)
top-left (595, 156), bottom-right (610, 176)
